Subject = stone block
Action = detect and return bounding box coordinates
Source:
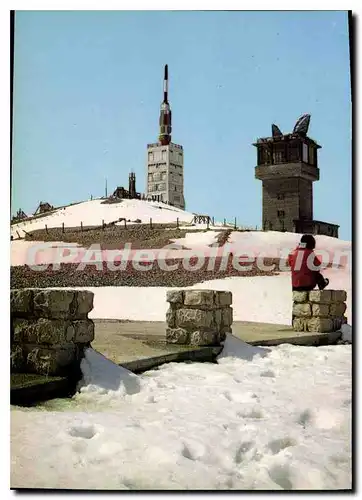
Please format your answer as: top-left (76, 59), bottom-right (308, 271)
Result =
top-left (176, 308), bottom-right (213, 329)
top-left (11, 289), bottom-right (33, 317)
top-left (292, 303), bottom-right (312, 317)
top-left (73, 320), bottom-right (94, 343)
top-left (73, 291), bottom-right (94, 318)
top-left (311, 304), bottom-right (330, 317)
top-left (332, 317), bottom-right (346, 332)
top-left (13, 318), bottom-right (74, 345)
top-left (214, 309), bottom-right (222, 328)
top-left (33, 290), bottom-right (75, 319)
top-left (308, 290), bottom-right (332, 304)
top-left (222, 307), bottom-right (233, 327)
top-left (214, 291), bottom-right (232, 307)
top-left (189, 330), bottom-right (218, 346)
top-left (166, 290), bottom-right (184, 304)
top-left (166, 328), bottom-right (189, 344)
top-left (293, 317), bottom-right (309, 332)
top-left (331, 290), bottom-right (347, 303)
top-left (23, 344), bottom-right (76, 375)
top-left (307, 317), bottom-right (334, 333)
top-left (13, 318), bottom-right (37, 343)
top-left (11, 344), bottom-right (25, 372)
top-left (292, 291), bottom-right (309, 303)
top-left (184, 290), bottom-right (214, 308)
top-left (166, 306), bottom-right (176, 327)
top-left (330, 303), bottom-right (347, 317)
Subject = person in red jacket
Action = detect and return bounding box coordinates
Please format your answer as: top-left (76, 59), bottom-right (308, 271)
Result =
top-left (288, 234), bottom-right (329, 291)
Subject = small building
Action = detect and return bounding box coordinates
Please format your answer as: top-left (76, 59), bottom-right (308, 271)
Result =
top-left (34, 202), bottom-right (54, 215)
top-left (111, 172), bottom-right (141, 201)
top-left (254, 114), bottom-right (339, 238)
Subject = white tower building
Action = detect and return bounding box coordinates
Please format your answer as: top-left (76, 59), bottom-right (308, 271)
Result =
top-left (146, 65), bottom-right (185, 209)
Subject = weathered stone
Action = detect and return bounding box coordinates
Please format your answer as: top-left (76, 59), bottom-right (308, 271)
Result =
top-left (214, 291), bottom-right (232, 307)
top-left (332, 317), bottom-right (345, 331)
top-left (11, 289), bottom-right (33, 317)
top-left (176, 308), bottom-right (213, 329)
top-left (184, 290), bottom-right (214, 308)
top-left (23, 344), bottom-right (76, 375)
top-left (189, 330), bottom-right (218, 346)
top-left (311, 304), bottom-right (330, 317)
top-left (166, 306), bottom-right (176, 327)
top-left (34, 290), bottom-right (75, 319)
top-left (293, 317), bottom-right (309, 332)
top-left (11, 344), bottom-right (25, 372)
top-left (166, 328), bottom-right (189, 344)
top-left (330, 303), bottom-right (347, 317)
top-left (73, 320), bottom-right (94, 343)
top-left (13, 318), bottom-right (75, 345)
top-left (307, 317), bottom-right (334, 333)
top-left (308, 290), bottom-right (332, 304)
top-left (292, 303), bottom-right (311, 317)
top-left (331, 290), bottom-right (347, 303)
top-left (166, 290), bottom-right (184, 304)
top-left (222, 307), bottom-right (233, 327)
top-left (73, 291), bottom-right (94, 319)
top-left (13, 318), bottom-right (37, 343)
top-left (214, 309), bottom-right (222, 328)
top-left (292, 291), bottom-right (308, 303)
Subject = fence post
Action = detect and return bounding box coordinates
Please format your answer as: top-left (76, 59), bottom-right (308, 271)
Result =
top-left (81, 221), bottom-right (83, 232)
top-left (62, 222), bottom-right (64, 233)
top-left (150, 218), bottom-right (153, 229)
top-left (16, 230), bottom-right (21, 239)
top-left (223, 218), bottom-right (226, 227)
top-left (45, 224), bottom-right (48, 234)
top-left (207, 217), bottom-right (209, 230)
top-left (176, 217), bottom-right (179, 229)
top-left (234, 217), bottom-right (237, 230)
top-left (212, 216), bottom-right (215, 226)
top-left (124, 219), bottom-right (127, 229)
top-left (102, 219), bottom-right (104, 230)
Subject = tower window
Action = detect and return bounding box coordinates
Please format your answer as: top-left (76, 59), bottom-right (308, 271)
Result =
top-left (277, 210), bottom-right (285, 218)
top-left (288, 143), bottom-right (300, 162)
top-left (273, 144), bottom-right (286, 164)
top-left (302, 143), bottom-right (308, 163)
top-left (309, 145), bottom-right (315, 165)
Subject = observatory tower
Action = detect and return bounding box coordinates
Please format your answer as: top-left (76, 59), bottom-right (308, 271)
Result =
top-left (146, 65), bottom-right (185, 209)
top-left (254, 114), bottom-right (339, 237)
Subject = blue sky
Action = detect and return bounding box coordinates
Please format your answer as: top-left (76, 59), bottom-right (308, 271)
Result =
top-left (12, 10), bottom-right (351, 239)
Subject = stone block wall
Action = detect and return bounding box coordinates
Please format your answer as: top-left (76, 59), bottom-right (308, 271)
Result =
top-left (293, 290), bottom-right (347, 333)
top-left (11, 289), bottom-right (94, 376)
top-left (166, 289), bottom-right (232, 346)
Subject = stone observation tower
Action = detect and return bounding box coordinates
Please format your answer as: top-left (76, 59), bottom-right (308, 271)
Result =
top-left (146, 65), bottom-right (185, 209)
top-left (254, 114), bottom-right (339, 238)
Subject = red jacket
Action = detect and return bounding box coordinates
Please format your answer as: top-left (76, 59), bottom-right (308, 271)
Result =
top-left (288, 247), bottom-right (322, 288)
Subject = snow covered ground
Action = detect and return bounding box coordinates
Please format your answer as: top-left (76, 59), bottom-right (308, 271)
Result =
top-left (170, 230), bottom-right (221, 248)
top-left (11, 198), bottom-right (196, 239)
top-left (11, 342), bottom-right (352, 490)
top-left (11, 229), bottom-right (351, 268)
